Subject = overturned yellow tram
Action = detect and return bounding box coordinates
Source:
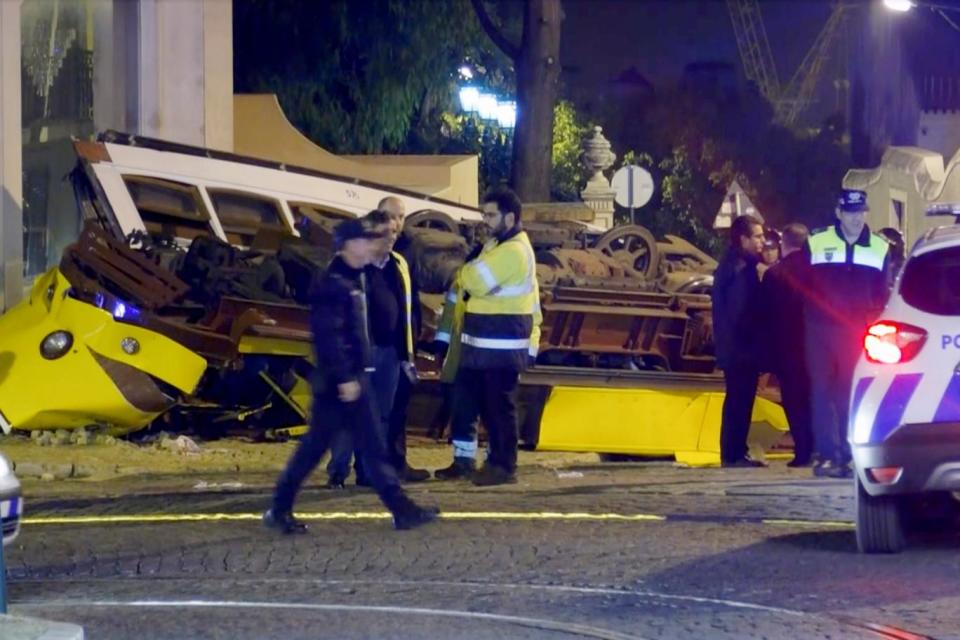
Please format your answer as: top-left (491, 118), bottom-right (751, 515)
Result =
top-left (0, 132), bottom-right (786, 465)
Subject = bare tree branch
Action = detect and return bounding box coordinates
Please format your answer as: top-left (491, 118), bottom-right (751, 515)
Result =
top-left (470, 0), bottom-right (521, 61)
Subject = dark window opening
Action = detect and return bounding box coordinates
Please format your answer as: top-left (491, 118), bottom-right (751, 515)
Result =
top-left (901, 246), bottom-right (960, 316)
top-left (207, 190), bottom-right (288, 247)
top-left (123, 176), bottom-right (213, 242)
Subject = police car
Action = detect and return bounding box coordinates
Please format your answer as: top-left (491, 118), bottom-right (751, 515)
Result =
top-left (0, 452), bottom-right (21, 544)
top-left (850, 223), bottom-right (960, 553)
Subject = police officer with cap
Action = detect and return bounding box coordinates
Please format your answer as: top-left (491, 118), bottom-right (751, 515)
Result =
top-left (804, 189), bottom-right (890, 478)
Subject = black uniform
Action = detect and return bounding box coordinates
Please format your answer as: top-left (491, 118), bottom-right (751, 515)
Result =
top-left (759, 250), bottom-right (813, 464)
top-left (804, 223), bottom-right (889, 467)
top-left (271, 256), bottom-right (414, 520)
top-left (712, 247), bottom-right (763, 464)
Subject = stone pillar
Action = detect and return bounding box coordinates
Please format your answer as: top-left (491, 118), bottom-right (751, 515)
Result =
top-left (0, 0), bottom-right (24, 311)
top-left (580, 126), bottom-right (617, 230)
top-left (125, 0), bottom-right (233, 151)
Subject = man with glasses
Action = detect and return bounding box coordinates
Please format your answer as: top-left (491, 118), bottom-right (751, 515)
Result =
top-left (432, 187), bottom-right (541, 486)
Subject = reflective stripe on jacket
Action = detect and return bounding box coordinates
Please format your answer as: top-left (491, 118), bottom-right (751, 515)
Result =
top-left (458, 228), bottom-right (541, 371)
top-left (390, 250), bottom-right (415, 360)
top-left (435, 277), bottom-right (465, 383)
top-left (805, 224), bottom-right (890, 330)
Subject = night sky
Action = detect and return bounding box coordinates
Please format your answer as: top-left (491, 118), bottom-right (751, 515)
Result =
top-left (562, 1), bottom-right (833, 89)
top-left (561, 0), bottom-right (960, 128)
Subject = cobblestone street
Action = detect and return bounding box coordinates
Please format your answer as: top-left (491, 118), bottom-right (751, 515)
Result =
top-left (4, 446), bottom-right (960, 639)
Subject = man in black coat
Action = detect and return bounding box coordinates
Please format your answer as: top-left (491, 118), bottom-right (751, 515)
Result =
top-left (264, 217), bottom-right (439, 534)
top-left (759, 223), bottom-right (814, 466)
top-left (711, 214), bottom-right (766, 468)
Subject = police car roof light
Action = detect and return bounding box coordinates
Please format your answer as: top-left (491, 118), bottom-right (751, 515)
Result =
top-left (925, 203), bottom-right (960, 218)
top-left (864, 321), bottom-right (927, 364)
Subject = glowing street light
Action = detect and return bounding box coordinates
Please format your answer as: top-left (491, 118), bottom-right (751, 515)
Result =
top-left (495, 101), bottom-right (517, 129)
top-left (883, 0), bottom-right (914, 11)
top-left (458, 86), bottom-right (481, 112)
top-left (458, 83), bottom-right (517, 131)
top-left (477, 93), bottom-right (499, 120)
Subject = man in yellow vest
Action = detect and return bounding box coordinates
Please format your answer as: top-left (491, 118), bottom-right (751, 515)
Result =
top-left (432, 187), bottom-right (541, 486)
top-left (326, 205), bottom-right (428, 486)
top-left (805, 189), bottom-right (890, 478)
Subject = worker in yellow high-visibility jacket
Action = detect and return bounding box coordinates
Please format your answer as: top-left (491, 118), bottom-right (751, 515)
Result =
top-left (432, 187), bottom-right (541, 486)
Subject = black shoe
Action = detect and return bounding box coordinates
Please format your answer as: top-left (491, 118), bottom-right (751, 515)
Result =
top-left (813, 460), bottom-right (852, 478)
top-left (327, 475), bottom-right (346, 490)
top-left (401, 465), bottom-right (431, 483)
top-left (787, 457), bottom-right (812, 468)
top-left (434, 458), bottom-right (476, 481)
top-left (392, 501), bottom-right (440, 531)
top-left (471, 465), bottom-right (518, 486)
top-left (263, 509), bottom-right (308, 534)
top-left (721, 457), bottom-right (768, 468)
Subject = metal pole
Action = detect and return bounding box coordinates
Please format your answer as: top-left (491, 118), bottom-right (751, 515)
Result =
top-left (0, 534), bottom-right (7, 614)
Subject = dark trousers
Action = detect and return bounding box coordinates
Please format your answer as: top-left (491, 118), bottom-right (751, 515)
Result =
top-left (273, 377), bottom-right (403, 514)
top-left (806, 328), bottom-right (860, 465)
top-left (458, 367), bottom-right (520, 473)
top-left (447, 374), bottom-right (482, 460)
top-left (776, 364), bottom-right (813, 463)
top-left (387, 372), bottom-right (413, 470)
top-left (327, 346), bottom-right (400, 480)
top-left (720, 364), bottom-right (760, 463)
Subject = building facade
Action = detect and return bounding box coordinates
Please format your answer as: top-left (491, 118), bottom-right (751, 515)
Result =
top-left (0, 0), bottom-right (232, 311)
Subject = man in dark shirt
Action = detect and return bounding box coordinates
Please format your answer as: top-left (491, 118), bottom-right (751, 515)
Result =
top-left (712, 214), bottom-right (766, 468)
top-left (378, 197), bottom-right (430, 483)
top-left (759, 223), bottom-right (813, 466)
top-left (265, 216), bottom-right (438, 534)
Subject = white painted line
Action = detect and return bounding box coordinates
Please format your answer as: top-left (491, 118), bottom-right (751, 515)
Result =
top-left (16, 600), bottom-right (642, 640)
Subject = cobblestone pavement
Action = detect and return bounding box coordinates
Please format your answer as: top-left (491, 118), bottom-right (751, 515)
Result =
top-left (5, 456), bottom-right (960, 639)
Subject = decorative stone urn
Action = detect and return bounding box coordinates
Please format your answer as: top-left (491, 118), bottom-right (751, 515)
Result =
top-left (581, 126), bottom-right (617, 189)
top-left (580, 126), bottom-right (617, 229)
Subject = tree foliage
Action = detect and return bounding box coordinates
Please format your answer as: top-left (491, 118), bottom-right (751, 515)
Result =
top-left (550, 100), bottom-right (590, 201)
top-left (429, 100), bottom-right (588, 199)
top-left (234, 0), bottom-right (494, 154)
top-left (603, 79), bottom-right (850, 256)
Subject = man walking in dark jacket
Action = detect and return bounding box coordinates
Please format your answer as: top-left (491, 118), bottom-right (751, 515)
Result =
top-left (759, 223), bottom-right (814, 466)
top-left (264, 216), bottom-right (439, 534)
top-left (712, 214), bottom-right (766, 468)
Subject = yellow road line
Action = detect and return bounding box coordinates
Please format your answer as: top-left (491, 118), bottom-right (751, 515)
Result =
top-left (761, 518), bottom-right (854, 529)
top-left (22, 511), bottom-right (667, 525)
top-left (19, 511), bottom-right (855, 528)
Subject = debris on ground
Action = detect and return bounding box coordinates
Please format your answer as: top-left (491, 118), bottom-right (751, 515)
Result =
top-left (193, 480), bottom-right (246, 491)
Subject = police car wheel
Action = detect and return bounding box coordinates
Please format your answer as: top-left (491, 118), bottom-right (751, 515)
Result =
top-left (855, 475), bottom-right (905, 554)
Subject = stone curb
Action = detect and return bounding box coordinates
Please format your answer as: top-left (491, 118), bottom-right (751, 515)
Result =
top-left (0, 614), bottom-right (84, 640)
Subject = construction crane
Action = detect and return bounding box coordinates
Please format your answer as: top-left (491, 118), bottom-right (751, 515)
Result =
top-left (727, 0), bottom-right (849, 127)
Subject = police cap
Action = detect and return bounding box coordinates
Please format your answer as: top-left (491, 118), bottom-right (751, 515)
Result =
top-left (334, 217), bottom-right (385, 248)
top-left (837, 189), bottom-right (868, 213)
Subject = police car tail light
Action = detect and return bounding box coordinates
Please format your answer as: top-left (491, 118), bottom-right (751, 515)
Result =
top-left (864, 321), bottom-right (927, 364)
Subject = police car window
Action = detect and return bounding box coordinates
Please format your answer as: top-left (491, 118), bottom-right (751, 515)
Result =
top-left (900, 246), bottom-right (960, 315)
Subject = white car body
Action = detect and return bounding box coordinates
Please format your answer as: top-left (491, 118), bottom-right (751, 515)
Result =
top-left (0, 452), bottom-right (22, 545)
top-left (850, 224), bottom-right (960, 553)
